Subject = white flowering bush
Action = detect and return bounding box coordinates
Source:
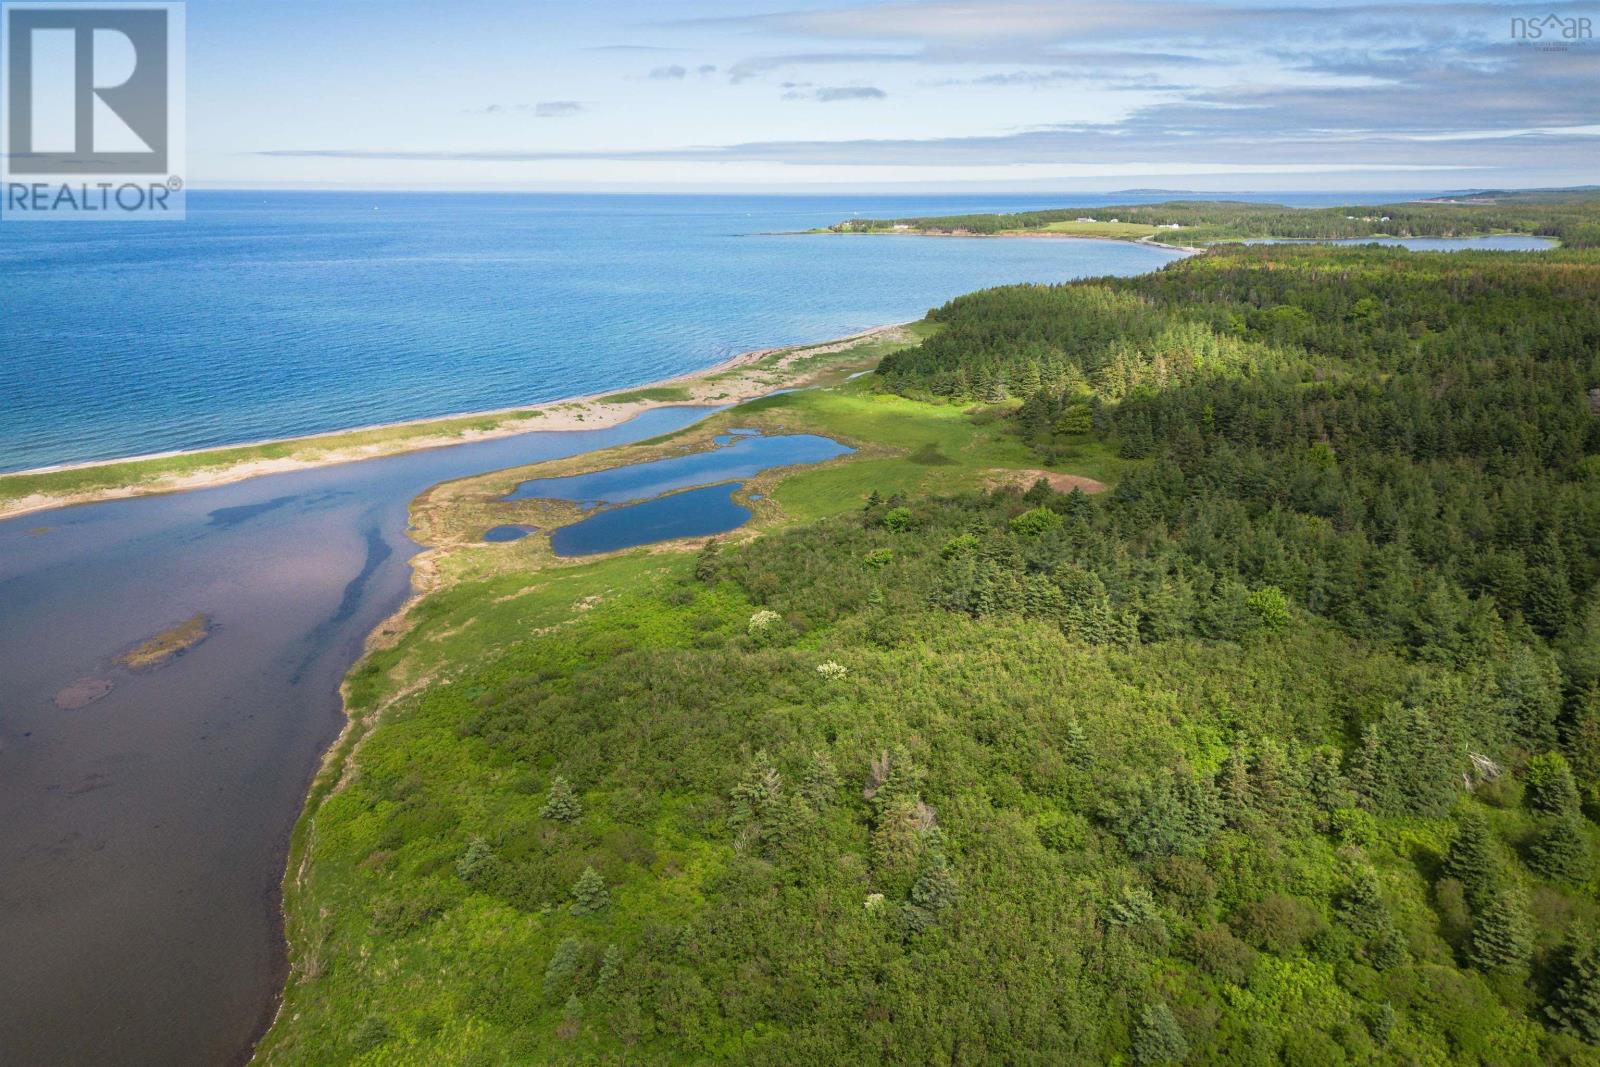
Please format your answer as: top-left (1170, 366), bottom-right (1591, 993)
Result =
top-left (816, 661), bottom-right (848, 681)
top-left (747, 609), bottom-right (780, 636)
top-left (864, 893), bottom-right (886, 911)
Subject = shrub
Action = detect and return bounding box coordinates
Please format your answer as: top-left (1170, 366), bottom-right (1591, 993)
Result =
top-left (941, 533), bottom-right (980, 558)
top-left (1246, 585), bottom-right (1292, 630)
top-left (1233, 894), bottom-right (1321, 955)
top-left (351, 1015), bottom-right (392, 1053)
top-left (1009, 507), bottom-right (1063, 538)
top-left (863, 548), bottom-right (895, 569)
top-left (882, 506), bottom-right (914, 532)
top-left (1330, 807), bottom-right (1377, 848)
top-left (1190, 924), bottom-right (1256, 984)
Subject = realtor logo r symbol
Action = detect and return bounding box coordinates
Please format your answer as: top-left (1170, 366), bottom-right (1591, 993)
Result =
top-left (5, 5), bottom-right (169, 173)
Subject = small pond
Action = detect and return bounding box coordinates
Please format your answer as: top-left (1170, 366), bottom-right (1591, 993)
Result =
top-left (482, 524), bottom-right (537, 543)
top-left (551, 484), bottom-right (751, 557)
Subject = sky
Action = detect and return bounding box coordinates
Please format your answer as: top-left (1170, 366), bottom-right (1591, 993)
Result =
top-left (174, 0), bottom-right (1598, 191)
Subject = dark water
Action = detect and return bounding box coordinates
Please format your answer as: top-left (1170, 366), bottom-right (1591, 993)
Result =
top-left (506, 432), bottom-right (852, 505)
top-left (0, 191), bottom-right (1198, 472)
top-left (551, 484), bottom-right (752, 557)
top-left (0, 406), bottom-right (713, 1067)
top-left (482, 524), bottom-right (538, 543)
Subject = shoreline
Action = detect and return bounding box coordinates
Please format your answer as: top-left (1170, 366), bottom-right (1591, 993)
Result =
top-left (0, 322), bottom-right (912, 523)
top-left (800, 227), bottom-right (1206, 255)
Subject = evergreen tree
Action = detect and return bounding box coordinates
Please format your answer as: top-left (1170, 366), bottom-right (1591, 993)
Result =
top-left (595, 944), bottom-right (622, 1000)
top-left (543, 937), bottom-right (583, 1000)
top-left (1547, 939), bottom-right (1600, 1044)
top-left (1366, 1003), bottom-right (1396, 1046)
top-left (1064, 719), bottom-right (1093, 769)
top-left (1339, 865), bottom-right (1406, 969)
top-left (801, 749), bottom-right (840, 808)
top-left (1469, 892), bottom-right (1533, 973)
top-left (1133, 1001), bottom-right (1189, 1065)
top-left (1337, 866), bottom-right (1390, 939)
top-left (540, 775), bottom-right (582, 822)
top-left (456, 835), bottom-right (495, 885)
top-left (571, 867), bottom-right (610, 915)
top-left (1442, 810), bottom-right (1499, 908)
top-left (1524, 752), bottom-right (1581, 817)
top-left (1218, 746), bottom-right (1253, 828)
top-left (694, 538), bottom-right (721, 583)
top-left (559, 993), bottom-right (583, 1038)
top-left (1529, 814), bottom-right (1590, 883)
top-left (1525, 535), bottom-right (1573, 638)
top-left (902, 852), bottom-right (958, 937)
top-left (1016, 360), bottom-right (1042, 397)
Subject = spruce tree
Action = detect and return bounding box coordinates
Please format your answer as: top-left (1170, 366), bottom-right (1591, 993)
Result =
top-left (541, 775), bottom-right (582, 822)
top-left (570, 866), bottom-right (610, 916)
top-left (1529, 814), bottom-right (1590, 884)
top-left (801, 749), bottom-right (839, 809)
top-left (1132, 1001), bottom-right (1189, 1065)
top-left (1547, 939), bottom-right (1600, 1044)
top-left (542, 936), bottom-right (583, 1000)
top-left (1337, 866), bottom-right (1390, 939)
top-left (1469, 892), bottom-right (1533, 974)
top-left (594, 943), bottom-right (622, 1001)
top-left (1339, 865), bottom-right (1405, 969)
top-left (1442, 810), bottom-right (1498, 908)
top-left (1524, 752), bottom-right (1581, 817)
top-left (1218, 746), bottom-right (1252, 828)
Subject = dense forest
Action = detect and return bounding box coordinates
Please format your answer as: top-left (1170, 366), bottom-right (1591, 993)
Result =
top-left (263, 244), bottom-right (1600, 1064)
top-left (830, 192), bottom-right (1600, 249)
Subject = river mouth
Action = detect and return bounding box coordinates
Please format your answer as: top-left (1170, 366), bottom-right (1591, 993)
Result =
top-left (0, 406), bottom-right (717, 1067)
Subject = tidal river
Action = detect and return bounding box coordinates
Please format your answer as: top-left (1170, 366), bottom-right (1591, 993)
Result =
top-left (0, 407), bottom-right (712, 1066)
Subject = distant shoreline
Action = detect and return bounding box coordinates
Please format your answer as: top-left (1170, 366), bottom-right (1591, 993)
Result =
top-left (0, 323), bottom-right (912, 522)
top-left (798, 226), bottom-right (1205, 254)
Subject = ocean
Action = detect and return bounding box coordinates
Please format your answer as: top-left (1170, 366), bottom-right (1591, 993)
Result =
top-left (0, 189), bottom-right (1403, 473)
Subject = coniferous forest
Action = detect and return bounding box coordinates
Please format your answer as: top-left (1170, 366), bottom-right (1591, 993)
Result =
top-left (263, 243), bottom-right (1600, 1065)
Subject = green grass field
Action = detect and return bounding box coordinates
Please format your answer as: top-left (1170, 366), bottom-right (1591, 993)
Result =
top-left (1035, 220), bottom-right (1163, 239)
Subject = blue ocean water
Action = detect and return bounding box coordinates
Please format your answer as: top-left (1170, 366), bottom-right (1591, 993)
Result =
top-left (0, 189), bottom-right (1420, 473)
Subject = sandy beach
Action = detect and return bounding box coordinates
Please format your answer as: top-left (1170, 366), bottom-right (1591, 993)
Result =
top-left (0, 323), bottom-right (911, 523)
